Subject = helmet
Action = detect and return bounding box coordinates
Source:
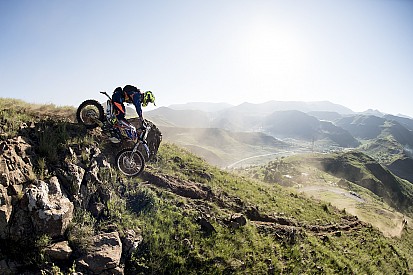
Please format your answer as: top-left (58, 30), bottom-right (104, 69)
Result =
top-left (142, 91), bottom-right (156, 107)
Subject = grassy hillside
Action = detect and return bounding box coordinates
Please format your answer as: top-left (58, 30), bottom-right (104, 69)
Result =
top-left (126, 144), bottom-right (413, 274)
top-left (1, 98), bottom-right (413, 274)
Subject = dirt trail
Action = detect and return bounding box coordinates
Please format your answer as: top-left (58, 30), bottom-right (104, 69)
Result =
top-left (141, 170), bottom-right (371, 237)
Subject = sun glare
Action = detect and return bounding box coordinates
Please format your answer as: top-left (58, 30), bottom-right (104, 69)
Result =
top-left (246, 25), bottom-right (305, 70)
top-left (237, 20), bottom-right (311, 100)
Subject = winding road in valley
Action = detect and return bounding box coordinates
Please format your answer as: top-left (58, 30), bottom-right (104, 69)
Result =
top-left (226, 151), bottom-right (291, 169)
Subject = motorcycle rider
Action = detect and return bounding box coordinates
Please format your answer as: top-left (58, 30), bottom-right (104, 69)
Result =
top-left (109, 84), bottom-right (155, 143)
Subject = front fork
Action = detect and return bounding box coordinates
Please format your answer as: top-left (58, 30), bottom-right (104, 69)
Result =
top-left (132, 141), bottom-right (150, 159)
top-left (133, 125), bottom-right (151, 158)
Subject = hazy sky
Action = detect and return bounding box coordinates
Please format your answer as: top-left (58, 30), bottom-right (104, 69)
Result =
top-left (1, 0), bottom-right (412, 116)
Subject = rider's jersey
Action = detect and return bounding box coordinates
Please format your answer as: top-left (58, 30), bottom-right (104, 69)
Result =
top-left (112, 85), bottom-right (143, 118)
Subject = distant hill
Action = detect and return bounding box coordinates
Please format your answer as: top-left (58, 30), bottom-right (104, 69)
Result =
top-left (336, 115), bottom-right (413, 146)
top-left (384, 114), bottom-right (413, 131)
top-left (147, 107), bottom-right (360, 149)
top-left (335, 115), bottom-right (387, 139)
top-left (335, 114), bottom-right (413, 183)
top-left (360, 109), bottom-right (384, 117)
top-left (263, 110), bottom-right (359, 147)
top-left (219, 100), bottom-right (355, 117)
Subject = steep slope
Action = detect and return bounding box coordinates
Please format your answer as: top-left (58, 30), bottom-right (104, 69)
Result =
top-left (388, 157), bottom-right (413, 184)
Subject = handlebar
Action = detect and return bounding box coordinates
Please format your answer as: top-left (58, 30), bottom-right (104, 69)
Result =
top-left (100, 91), bottom-right (111, 100)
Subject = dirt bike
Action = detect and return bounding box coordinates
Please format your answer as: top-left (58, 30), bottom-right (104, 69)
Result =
top-left (76, 91), bottom-right (150, 177)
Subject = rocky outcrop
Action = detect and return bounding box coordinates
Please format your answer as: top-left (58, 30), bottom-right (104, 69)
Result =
top-left (0, 117), bottom-right (162, 274)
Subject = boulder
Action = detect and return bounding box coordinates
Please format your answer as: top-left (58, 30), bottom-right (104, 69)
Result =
top-left (76, 231), bottom-right (122, 274)
top-left (25, 179), bottom-right (74, 238)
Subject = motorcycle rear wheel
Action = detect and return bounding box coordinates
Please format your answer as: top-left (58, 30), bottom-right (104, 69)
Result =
top-left (116, 148), bottom-right (145, 177)
top-left (76, 100), bottom-right (104, 129)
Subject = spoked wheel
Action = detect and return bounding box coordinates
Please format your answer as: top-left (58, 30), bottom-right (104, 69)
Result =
top-left (116, 148), bottom-right (145, 176)
top-left (76, 100), bottom-right (104, 129)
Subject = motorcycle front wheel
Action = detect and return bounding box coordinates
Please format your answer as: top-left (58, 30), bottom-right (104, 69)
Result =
top-left (116, 148), bottom-right (145, 177)
top-left (76, 100), bottom-right (104, 129)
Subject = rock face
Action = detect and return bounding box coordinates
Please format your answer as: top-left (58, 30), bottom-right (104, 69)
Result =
top-left (0, 136), bottom-right (36, 240)
top-left (77, 231), bottom-right (123, 274)
top-left (0, 137), bottom-right (34, 187)
top-left (0, 138), bottom-right (33, 187)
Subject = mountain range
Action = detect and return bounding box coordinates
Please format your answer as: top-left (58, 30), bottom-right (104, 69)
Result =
top-left (146, 100), bottom-right (413, 183)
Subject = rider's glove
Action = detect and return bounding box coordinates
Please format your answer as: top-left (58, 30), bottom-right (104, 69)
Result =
top-left (110, 117), bottom-right (117, 125)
